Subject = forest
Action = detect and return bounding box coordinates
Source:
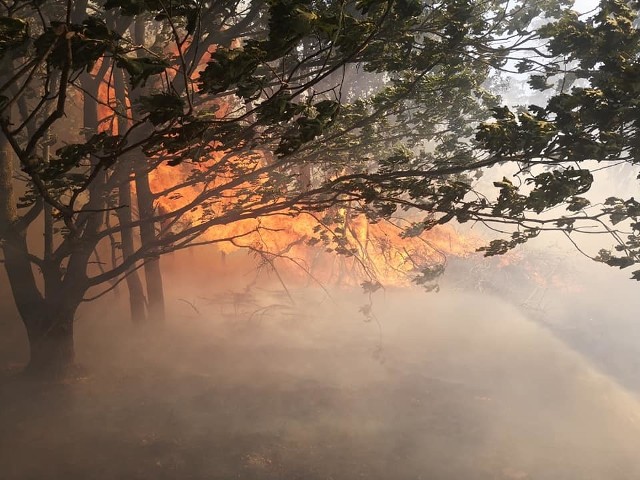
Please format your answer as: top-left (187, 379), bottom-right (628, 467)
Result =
top-left (1, 0), bottom-right (640, 479)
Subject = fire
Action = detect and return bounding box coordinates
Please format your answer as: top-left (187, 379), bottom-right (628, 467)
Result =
top-left (88, 45), bottom-right (481, 289)
top-left (223, 212), bottom-right (481, 287)
top-left (148, 153), bottom-right (481, 287)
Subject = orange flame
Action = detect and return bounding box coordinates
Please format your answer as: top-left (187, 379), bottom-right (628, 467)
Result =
top-left (90, 46), bottom-right (481, 288)
top-left (148, 152), bottom-right (481, 287)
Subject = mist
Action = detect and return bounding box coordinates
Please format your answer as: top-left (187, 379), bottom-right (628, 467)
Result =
top-left (2, 247), bottom-right (640, 480)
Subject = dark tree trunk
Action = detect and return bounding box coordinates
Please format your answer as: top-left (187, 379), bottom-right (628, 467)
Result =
top-left (113, 65), bottom-right (148, 322)
top-left (135, 173), bottom-right (166, 323)
top-left (2, 197), bottom-right (82, 378)
top-left (4, 222), bottom-right (87, 378)
top-left (117, 179), bottom-right (148, 322)
top-left (24, 307), bottom-right (76, 377)
top-left (144, 258), bottom-right (165, 322)
top-left (0, 237), bottom-right (77, 378)
top-left (0, 128), bottom-right (16, 237)
top-left (1, 11), bottom-right (98, 378)
top-left (130, 19), bottom-right (166, 323)
top-left (2, 69), bottom-right (94, 378)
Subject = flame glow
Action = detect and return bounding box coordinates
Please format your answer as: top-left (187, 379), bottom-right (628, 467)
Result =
top-left (89, 51), bottom-right (482, 288)
top-left (149, 155), bottom-right (481, 287)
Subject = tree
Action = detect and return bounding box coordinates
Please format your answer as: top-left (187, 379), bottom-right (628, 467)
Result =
top-left (336, 1), bottom-right (640, 280)
top-left (6, 0), bottom-right (630, 378)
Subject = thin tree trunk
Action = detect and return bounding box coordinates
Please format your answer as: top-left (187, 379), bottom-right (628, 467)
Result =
top-left (0, 130), bottom-right (16, 237)
top-left (117, 179), bottom-right (147, 322)
top-left (131, 18), bottom-right (166, 323)
top-left (135, 174), bottom-right (166, 322)
top-left (113, 64), bottom-right (147, 322)
top-left (0, 134), bottom-right (41, 325)
top-left (0, 133), bottom-right (42, 322)
top-left (43, 143), bottom-right (54, 259)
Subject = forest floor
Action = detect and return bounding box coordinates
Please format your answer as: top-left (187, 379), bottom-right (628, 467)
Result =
top-left (2, 286), bottom-right (640, 480)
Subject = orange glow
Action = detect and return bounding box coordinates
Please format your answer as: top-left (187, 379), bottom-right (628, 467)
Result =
top-left (148, 150), bottom-right (481, 287)
top-left (91, 43), bottom-right (482, 288)
top-left (89, 59), bottom-right (124, 134)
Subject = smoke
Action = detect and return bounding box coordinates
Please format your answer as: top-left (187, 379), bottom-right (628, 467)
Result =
top-left (2, 257), bottom-right (640, 479)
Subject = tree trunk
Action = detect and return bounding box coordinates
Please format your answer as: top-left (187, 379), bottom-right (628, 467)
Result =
top-left (1, 133), bottom-right (77, 377)
top-left (0, 134), bottom-right (42, 325)
top-left (0, 128), bottom-right (16, 237)
top-left (117, 179), bottom-right (148, 322)
top-left (24, 306), bottom-right (76, 377)
top-left (0, 233), bottom-right (74, 378)
top-left (143, 257), bottom-right (165, 322)
top-left (113, 63), bottom-right (148, 322)
top-left (131, 18), bottom-right (166, 323)
top-left (135, 173), bottom-right (166, 322)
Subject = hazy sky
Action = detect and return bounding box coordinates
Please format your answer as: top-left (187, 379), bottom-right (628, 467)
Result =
top-left (573, 0), bottom-right (599, 13)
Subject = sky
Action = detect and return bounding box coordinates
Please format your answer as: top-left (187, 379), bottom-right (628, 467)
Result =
top-left (574, 0), bottom-right (599, 13)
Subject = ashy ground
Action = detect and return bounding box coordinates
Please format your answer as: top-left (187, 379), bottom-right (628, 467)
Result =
top-left (1, 287), bottom-right (640, 480)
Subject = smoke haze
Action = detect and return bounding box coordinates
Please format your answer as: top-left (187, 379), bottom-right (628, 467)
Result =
top-left (2, 251), bottom-right (640, 480)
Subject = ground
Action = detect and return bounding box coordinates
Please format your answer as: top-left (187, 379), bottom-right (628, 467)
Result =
top-left (2, 285), bottom-right (640, 480)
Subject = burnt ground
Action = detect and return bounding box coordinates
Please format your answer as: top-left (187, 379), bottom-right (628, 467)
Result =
top-left (2, 287), bottom-right (640, 480)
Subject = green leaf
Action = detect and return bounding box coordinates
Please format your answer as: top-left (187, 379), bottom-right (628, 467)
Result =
top-left (138, 93), bottom-right (184, 125)
top-left (605, 256), bottom-right (635, 269)
top-left (116, 55), bottom-right (169, 89)
top-left (198, 47), bottom-right (259, 94)
top-left (566, 196), bottom-right (591, 212)
top-left (528, 74), bottom-right (552, 91)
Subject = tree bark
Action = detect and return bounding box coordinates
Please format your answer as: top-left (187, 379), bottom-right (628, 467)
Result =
top-left (24, 305), bottom-right (77, 377)
top-left (113, 64), bottom-right (148, 322)
top-left (135, 174), bottom-right (166, 322)
top-left (117, 179), bottom-right (148, 322)
top-left (0, 134), bottom-right (41, 325)
top-left (0, 128), bottom-right (17, 237)
top-left (131, 18), bottom-right (166, 323)
top-left (1, 133), bottom-right (77, 377)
